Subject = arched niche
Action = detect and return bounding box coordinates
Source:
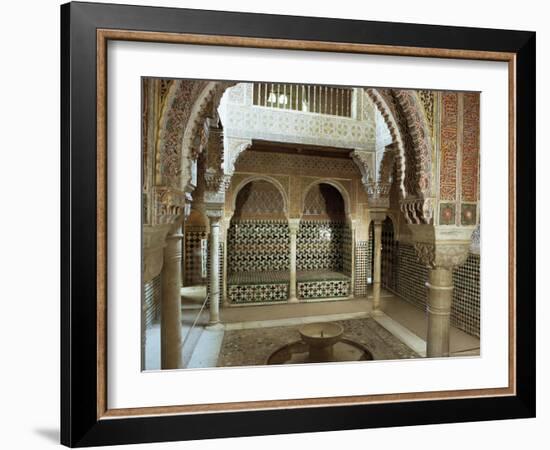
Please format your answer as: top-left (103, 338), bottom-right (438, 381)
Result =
top-left (227, 179), bottom-right (290, 277)
top-left (298, 182), bottom-right (352, 277)
top-left (231, 177), bottom-right (288, 221)
top-left (300, 179), bottom-right (351, 221)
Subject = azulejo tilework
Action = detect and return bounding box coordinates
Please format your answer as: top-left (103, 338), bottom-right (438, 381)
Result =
top-left (342, 225), bottom-right (353, 277)
top-left (297, 220), bottom-right (347, 271)
top-left (229, 283), bottom-right (288, 304)
top-left (452, 254), bottom-right (480, 337)
top-left (184, 226), bottom-right (207, 286)
top-left (207, 243), bottom-right (224, 303)
top-left (298, 279), bottom-right (350, 299)
top-left (228, 220), bottom-right (289, 273)
top-left (143, 274), bottom-right (161, 327)
top-left (354, 241), bottom-right (370, 296)
top-left (382, 242), bottom-right (480, 337)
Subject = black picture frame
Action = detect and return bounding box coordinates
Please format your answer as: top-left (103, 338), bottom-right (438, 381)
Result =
top-left (61, 1), bottom-right (536, 447)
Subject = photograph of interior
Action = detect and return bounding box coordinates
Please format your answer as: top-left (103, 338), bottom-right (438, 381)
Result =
top-left (141, 79), bottom-right (480, 370)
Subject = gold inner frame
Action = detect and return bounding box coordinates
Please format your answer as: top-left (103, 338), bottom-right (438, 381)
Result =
top-left (96, 28), bottom-right (517, 420)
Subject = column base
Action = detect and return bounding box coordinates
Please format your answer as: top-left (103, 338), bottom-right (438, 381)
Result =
top-left (206, 322), bottom-right (224, 330)
top-left (370, 308), bottom-right (383, 317)
top-left (288, 296), bottom-right (299, 303)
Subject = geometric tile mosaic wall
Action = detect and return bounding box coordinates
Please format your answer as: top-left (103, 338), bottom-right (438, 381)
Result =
top-left (184, 226), bottom-right (207, 286)
top-left (228, 283), bottom-right (288, 304)
top-left (298, 279), bottom-right (350, 299)
top-left (143, 273), bottom-right (161, 328)
top-left (383, 242), bottom-right (480, 338)
top-left (381, 219), bottom-right (399, 289)
top-left (227, 220), bottom-right (289, 273)
top-left (342, 225), bottom-right (353, 277)
top-left (354, 241), bottom-right (370, 296)
top-left (226, 220), bottom-right (353, 304)
top-left (297, 220), bottom-right (346, 271)
top-left (385, 242), bottom-right (429, 310)
top-left (452, 254), bottom-right (480, 337)
top-left (207, 243), bottom-right (224, 303)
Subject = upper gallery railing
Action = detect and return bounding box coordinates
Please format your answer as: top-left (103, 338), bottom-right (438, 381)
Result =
top-left (253, 83), bottom-right (353, 118)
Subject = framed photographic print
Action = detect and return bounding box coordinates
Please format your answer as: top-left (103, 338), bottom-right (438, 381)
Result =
top-left (60, 1), bottom-right (536, 447)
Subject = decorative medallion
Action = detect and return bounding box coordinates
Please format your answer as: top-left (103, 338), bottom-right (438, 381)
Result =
top-left (461, 204), bottom-right (477, 225)
top-left (439, 203), bottom-right (456, 225)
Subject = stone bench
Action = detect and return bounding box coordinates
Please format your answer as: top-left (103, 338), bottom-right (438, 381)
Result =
top-left (227, 270), bottom-right (351, 304)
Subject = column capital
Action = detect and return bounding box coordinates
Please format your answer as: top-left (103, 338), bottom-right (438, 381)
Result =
top-left (414, 242), bottom-right (470, 269)
top-left (369, 209), bottom-right (388, 223)
top-left (205, 208), bottom-right (224, 225)
top-left (288, 218), bottom-right (300, 233)
top-left (409, 224), bottom-right (475, 269)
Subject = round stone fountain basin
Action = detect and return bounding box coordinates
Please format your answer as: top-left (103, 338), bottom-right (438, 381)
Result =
top-left (266, 322), bottom-right (374, 365)
top-left (299, 322), bottom-right (344, 362)
top-left (300, 322), bottom-right (343, 345)
top-left (266, 339), bottom-right (373, 365)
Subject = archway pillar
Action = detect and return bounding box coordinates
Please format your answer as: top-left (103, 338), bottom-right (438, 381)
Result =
top-left (206, 208), bottom-right (224, 326)
top-left (288, 218), bottom-right (300, 303)
top-left (160, 221), bottom-right (184, 370)
top-left (349, 219), bottom-right (358, 299)
top-left (369, 210), bottom-right (388, 315)
top-left (409, 224), bottom-right (475, 357)
top-left (221, 215), bottom-right (233, 307)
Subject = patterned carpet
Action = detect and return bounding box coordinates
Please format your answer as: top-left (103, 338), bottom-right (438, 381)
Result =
top-left (217, 318), bottom-right (419, 367)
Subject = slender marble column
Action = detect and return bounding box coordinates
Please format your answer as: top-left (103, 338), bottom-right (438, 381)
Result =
top-left (160, 225), bottom-right (183, 370)
top-left (221, 218), bottom-right (231, 307)
top-left (426, 266), bottom-right (454, 357)
top-left (372, 220), bottom-right (383, 313)
top-left (349, 220), bottom-right (357, 299)
top-left (207, 211), bottom-right (222, 324)
top-left (288, 219), bottom-right (300, 303)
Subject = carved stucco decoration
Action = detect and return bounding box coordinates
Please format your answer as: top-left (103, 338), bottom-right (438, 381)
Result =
top-left (417, 90), bottom-right (435, 137)
top-left (201, 119), bottom-right (227, 194)
top-left (393, 89), bottom-right (433, 198)
top-left (155, 80), bottom-right (435, 228)
top-left (222, 91), bottom-right (377, 149)
top-left (374, 88), bottom-right (434, 225)
top-left (219, 84), bottom-right (433, 224)
top-left (409, 224), bottom-right (475, 269)
top-left (351, 150), bottom-right (374, 186)
top-left (352, 145), bottom-right (395, 210)
top-left (400, 198), bottom-right (434, 225)
top-left (152, 186), bottom-right (187, 225)
top-left (153, 80), bottom-right (238, 225)
top-left (156, 80), bottom-right (233, 190)
top-left (180, 81), bottom-right (235, 192)
top-left (414, 242), bottom-right (470, 269)
top-left (156, 80), bottom-right (207, 188)
top-left (224, 137), bottom-right (253, 177)
top-left (364, 88), bottom-right (406, 199)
